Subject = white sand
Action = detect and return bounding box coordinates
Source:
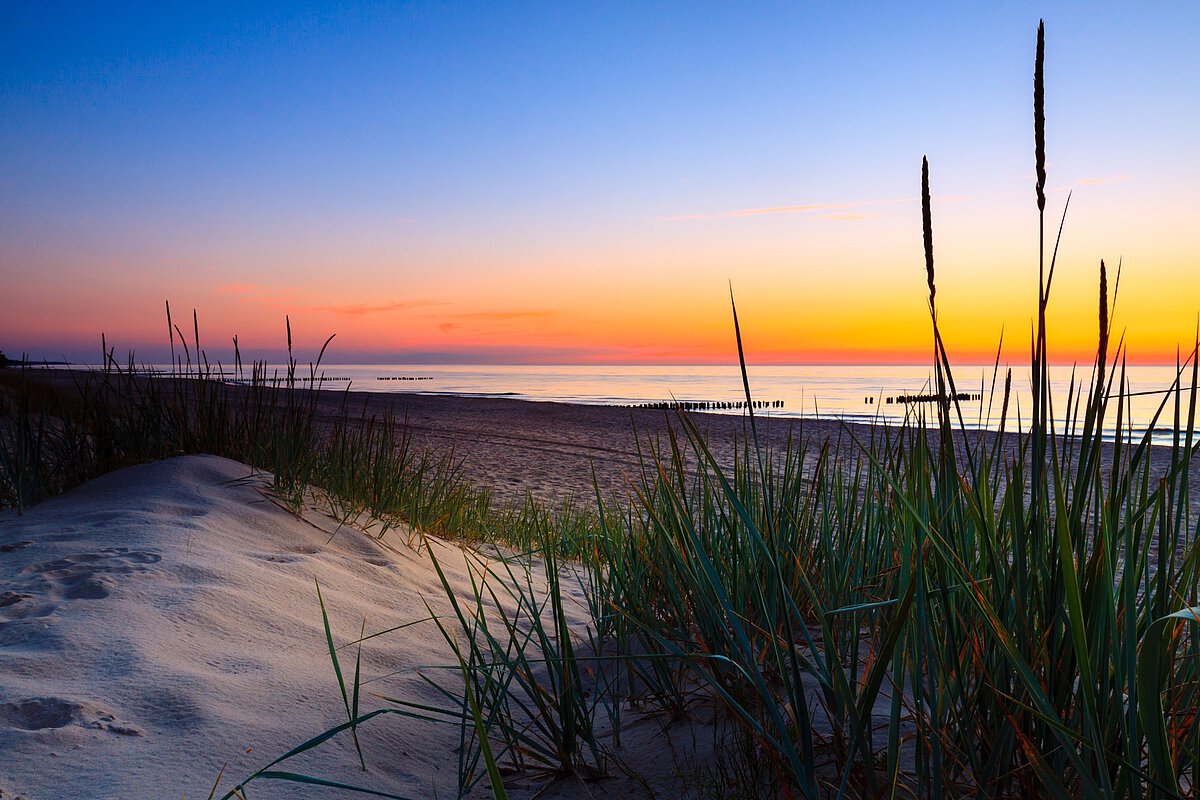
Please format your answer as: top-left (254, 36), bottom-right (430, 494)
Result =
top-left (0, 457), bottom-right (560, 797)
top-left (11, 441), bottom-right (977, 800)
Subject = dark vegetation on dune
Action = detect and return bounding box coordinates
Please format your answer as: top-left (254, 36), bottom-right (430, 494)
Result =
top-left (2, 21), bottom-right (1198, 800)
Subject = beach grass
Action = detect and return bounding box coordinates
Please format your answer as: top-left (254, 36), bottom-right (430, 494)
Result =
top-left (3, 19), bottom-right (1199, 799)
top-left (0, 314), bottom-right (607, 549)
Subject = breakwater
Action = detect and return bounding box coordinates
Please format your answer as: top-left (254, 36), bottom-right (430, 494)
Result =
top-left (626, 399), bottom-right (785, 411)
top-left (882, 392), bottom-right (982, 405)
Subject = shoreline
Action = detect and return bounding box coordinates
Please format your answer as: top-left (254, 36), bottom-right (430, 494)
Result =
top-left (10, 368), bottom-right (1200, 511)
top-left (266, 384), bottom-right (1200, 514)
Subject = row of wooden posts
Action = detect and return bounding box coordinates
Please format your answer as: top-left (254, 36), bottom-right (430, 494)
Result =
top-left (628, 400), bottom-right (785, 411)
top-left (864, 392), bottom-right (983, 405)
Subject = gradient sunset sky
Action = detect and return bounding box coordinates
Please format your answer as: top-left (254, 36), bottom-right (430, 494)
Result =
top-left (2, 2), bottom-right (1197, 365)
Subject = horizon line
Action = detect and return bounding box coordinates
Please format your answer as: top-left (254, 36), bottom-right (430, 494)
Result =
top-left (17, 358), bottom-right (1191, 369)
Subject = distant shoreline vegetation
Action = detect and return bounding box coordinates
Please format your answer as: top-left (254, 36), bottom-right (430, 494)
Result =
top-left (0, 351), bottom-right (71, 368)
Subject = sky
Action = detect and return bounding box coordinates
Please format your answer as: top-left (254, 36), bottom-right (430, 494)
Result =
top-left (1, 2), bottom-right (1197, 365)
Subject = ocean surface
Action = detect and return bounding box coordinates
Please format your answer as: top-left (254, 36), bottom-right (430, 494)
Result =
top-left (178, 362), bottom-right (1196, 445)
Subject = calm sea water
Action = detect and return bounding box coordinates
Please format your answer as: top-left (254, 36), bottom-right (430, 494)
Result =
top-left (199, 363), bottom-right (1194, 444)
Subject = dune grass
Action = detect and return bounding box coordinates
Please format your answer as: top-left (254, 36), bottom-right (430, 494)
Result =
top-left (567, 23), bottom-right (1198, 798)
top-left (4, 19), bottom-right (1198, 800)
top-left (0, 312), bottom-right (609, 549)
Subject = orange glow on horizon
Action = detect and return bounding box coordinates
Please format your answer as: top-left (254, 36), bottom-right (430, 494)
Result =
top-left (5, 224), bottom-right (1197, 367)
top-left (3, 173), bottom-right (1196, 367)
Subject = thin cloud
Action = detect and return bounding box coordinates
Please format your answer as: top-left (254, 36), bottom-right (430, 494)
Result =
top-left (445, 310), bottom-right (556, 321)
top-left (433, 310), bottom-right (556, 333)
top-left (309, 300), bottom-right (448, 318)
top-left (663, 197), bottom-right (911, 222)
top-left (1076, 173), bottom-right (1130, 186)
top-left (1041, 173), bottom-right (1130, 192)
top-left (217, 282), bottom-right (257, 295)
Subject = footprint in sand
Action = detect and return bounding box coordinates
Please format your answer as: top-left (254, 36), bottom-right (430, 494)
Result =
top-left (0, 593), bottom-right (33, 609)
top-left (21, 548), bottom-right (161, 601)
top-left (0, 620), bottom-right (58, 649)
top-left (251, 544), bottom-right (322, 564)
top-left (133, 688), bottom-right (203, 731)
top-left (251, 552), bottom-right (306, 564)
top-left (0, 697), bottom-right (143, 736)
top-left (0, 586), bottom-right (58, 648)
top-left (0, 593), bottom-right (53, 619)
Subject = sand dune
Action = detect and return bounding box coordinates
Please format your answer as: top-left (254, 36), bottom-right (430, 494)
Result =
top-left (0, 455), bottom-right (739, 799)
top-left (0, 458), bottom-right (490, 796)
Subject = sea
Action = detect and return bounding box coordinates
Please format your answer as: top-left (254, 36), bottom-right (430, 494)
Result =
top-left (159, 362), bottom-right (1197, 446)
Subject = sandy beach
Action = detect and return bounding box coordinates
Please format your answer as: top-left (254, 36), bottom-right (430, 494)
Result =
top-left (20, 369), bottom-right (1200, 509)
top-left (6, 7), bottom-right (1197, 794)
top-left (313, 389), bottom-right (839, 506)
top-left (311, 388), bottom-right (1200, 515)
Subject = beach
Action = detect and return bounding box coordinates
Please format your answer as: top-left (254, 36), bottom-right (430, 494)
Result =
top-left (0, 454), bottom-right (739, 799)
top-left (0, 386), bottom-right (919, 798)
top-left (314, 389), bottom-right (835, 506)
top-left (312, 388), bottom-right (1200, 514)
top-left (2, 382), bottom-right (1199, 798)
top-left (5, 6), bottom-right (1198, 795)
